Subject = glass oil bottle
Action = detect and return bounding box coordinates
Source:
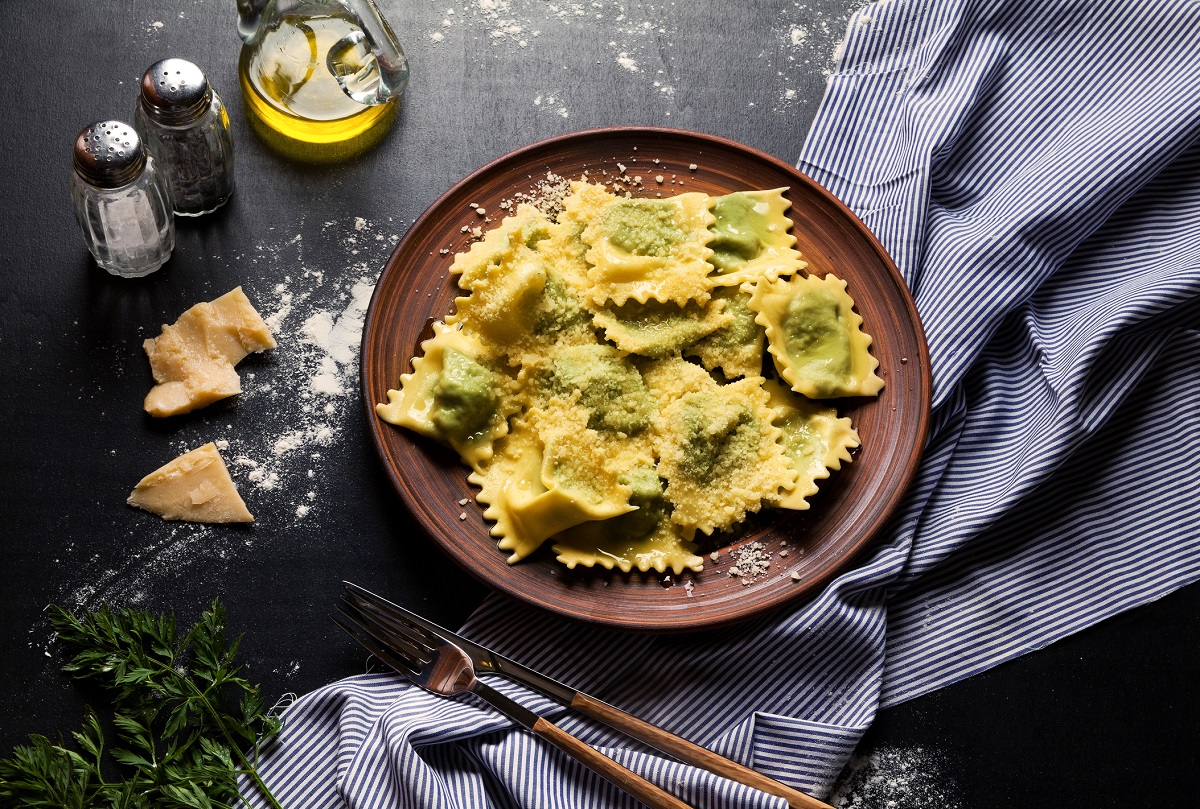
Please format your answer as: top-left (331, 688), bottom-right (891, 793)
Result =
top-left (236, 0), bottom-right (409, 162)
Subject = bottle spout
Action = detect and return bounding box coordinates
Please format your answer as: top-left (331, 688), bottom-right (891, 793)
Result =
top-left (328, 0), bottom-right (409, 106)
top-left (236, 0), bottom-right (272, 42)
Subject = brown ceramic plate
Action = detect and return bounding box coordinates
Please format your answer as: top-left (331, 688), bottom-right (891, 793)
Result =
top-left (362, 127), bottom-right (930, 631)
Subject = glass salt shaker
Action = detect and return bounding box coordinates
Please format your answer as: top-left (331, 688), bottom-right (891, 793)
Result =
top-left (135, 58), bottom-right (235, 216)
top-left (70, 120), bottom-right (175, 278)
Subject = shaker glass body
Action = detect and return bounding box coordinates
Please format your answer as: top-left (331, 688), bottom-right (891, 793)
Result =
top-left (71, 153), bottom-right (175, 278)
top-left (135, 75), bottom-right (235, 216)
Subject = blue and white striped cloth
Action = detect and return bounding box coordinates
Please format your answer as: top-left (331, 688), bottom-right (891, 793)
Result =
top-left (246, 2), bottom-right (1200, 805)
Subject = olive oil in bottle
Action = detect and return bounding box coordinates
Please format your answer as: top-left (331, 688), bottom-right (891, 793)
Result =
top-left (238, 11), bottom-right (398, 162)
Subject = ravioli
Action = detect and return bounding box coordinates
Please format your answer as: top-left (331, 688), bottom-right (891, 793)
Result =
top-left (707, 190), bottom-right (806, 287)
top-left (762, 379), bottom-right (860, 510)
top-left (750, 273), bottom-right (884, 399)
top-left (449, 205), bottom-right (553, 292)
top-left (569, 181), bottom-right (716, 306)
top-left (379, 181), bottom-right (877, 575)
top-left (523, 343), bottom-right (656, 435)
top-left (654, 377), bottom-right (797, 535)
top-left (447, 214), bottom-right (596, 368)
top-left (376, 323), bottom-right (512, 471)
top-left (471, 401), bottom-right (642, 562)
top-left (552, 467), bottom-right (704, 574)
top-left (591, 298), bottom-right (731, 359)
top-left (684, 286), bottom-right (764, 379)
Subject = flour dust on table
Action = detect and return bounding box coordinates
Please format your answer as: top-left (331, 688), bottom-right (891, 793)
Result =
top-left (418, 0), bottom-right (864, 116)
top-left (828, 746), bottom-right (962, 809)
top-left (202, 218), bottom-right (398, 524)
top-left (43, 216), bottom-right (399, 634)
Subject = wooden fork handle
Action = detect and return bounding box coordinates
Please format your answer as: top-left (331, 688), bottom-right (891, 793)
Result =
top-left (531, 718), bottom-right (692, 809)
top-left (571, 693), bottom-right (832, 809)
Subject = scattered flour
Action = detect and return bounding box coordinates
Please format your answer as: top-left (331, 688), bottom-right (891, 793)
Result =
top-left (828, 746), bottom-right (962, 809)
top-left (225, 218), bottom-right (398, 523)
top-left (772, 1), bottom-right (870, 111)
top-left (48, 523), bottom-right (237, 629)
top-left (418, 0), bottom-right (863, 116)
top-left (52, 217), bottom-right (399, 623)
top-left (423, 1), bottom-right (677, 101)
top-left (532, 94), bottom-right (570, 118)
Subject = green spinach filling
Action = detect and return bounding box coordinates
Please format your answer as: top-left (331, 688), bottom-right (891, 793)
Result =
top-left (609, 466), bottom-right (667, 540)
top-left (781, 289), bottom-right (850, 395)
top-left (708, 193), bottom-right (771, 272)
top-left (605, 200), bottom-right (685, 257)
top-left (546, 345), bottom-right (653, 434)
top-left (431, 348), bottom-right (497, 438)
top-left (677, 394), bottom-right (759, 482)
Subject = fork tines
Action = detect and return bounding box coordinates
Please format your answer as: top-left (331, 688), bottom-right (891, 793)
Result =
top-left (333, 601), bottom-right (430, 679)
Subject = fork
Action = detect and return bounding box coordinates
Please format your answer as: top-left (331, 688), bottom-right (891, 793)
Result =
top-left (333, 600), bottom-right (693, 809)
top-left (341, 582), bottom-right (832, 809)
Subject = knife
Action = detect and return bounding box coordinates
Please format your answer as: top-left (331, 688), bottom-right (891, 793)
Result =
top-left (343, 581), bottom-right (831, 809)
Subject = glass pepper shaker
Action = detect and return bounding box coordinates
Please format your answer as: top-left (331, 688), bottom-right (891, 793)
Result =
top-left (70, 121), bottom-right (175, 278)
top-left (135, 58), bottom-right (235, 216)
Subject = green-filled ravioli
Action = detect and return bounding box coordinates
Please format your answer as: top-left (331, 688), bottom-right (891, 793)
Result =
top-left (750, 273), bottom-right (884, 399)
top-left (685, 285), bottom-right (764, 379)
top-left (553, 466), bottom-right (704, 574)
top-left (707, 189), bottom-right (805, 287)
top-left (376, 322), bottom-right (513, 472)
top-left (654, 377), bottom-right (796, 535)
top-left (569, 182), bottom-right (716, 307)
top-left (762, 379), bottom-right (860, 510)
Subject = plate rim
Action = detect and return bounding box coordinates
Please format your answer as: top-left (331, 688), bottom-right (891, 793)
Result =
top-left (360, 125), bottom-right (932, 631)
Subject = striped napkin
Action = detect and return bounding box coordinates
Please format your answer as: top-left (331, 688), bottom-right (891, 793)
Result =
top-left (246, 1), bottom-right (1200, 805)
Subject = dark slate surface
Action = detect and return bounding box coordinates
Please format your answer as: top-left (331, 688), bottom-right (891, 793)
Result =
top-left (1, 2), bottom-right (1196, 806)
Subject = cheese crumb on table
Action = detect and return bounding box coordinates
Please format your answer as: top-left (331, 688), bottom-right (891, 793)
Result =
top-left (127, 442), bottom-right (253, 523)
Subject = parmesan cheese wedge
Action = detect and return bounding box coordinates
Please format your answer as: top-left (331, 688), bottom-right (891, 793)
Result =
top-left (127, 443), bottom-right (253, 523)
top-left (143, 287), bottom-right (276, 417)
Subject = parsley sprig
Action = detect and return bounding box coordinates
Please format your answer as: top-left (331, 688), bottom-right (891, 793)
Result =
top-left (0, 601), bottom-right (283, 809)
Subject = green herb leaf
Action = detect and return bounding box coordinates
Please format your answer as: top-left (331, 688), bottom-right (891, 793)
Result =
top-left (0, 601), bottom-right (284, 809)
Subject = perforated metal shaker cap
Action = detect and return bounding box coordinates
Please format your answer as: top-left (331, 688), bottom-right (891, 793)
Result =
top-left (138, 58), bottom-right (212, 125)
top-left (72, 121), bottom-right (145, 188)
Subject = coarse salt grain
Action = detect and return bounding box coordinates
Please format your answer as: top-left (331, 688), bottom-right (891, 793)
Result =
top-left (728, 541), bottom-right (772, 584)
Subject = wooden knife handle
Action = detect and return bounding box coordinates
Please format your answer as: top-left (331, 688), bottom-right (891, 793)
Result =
top-left (571, 692), bottom-right (832, 809)
top-left (531, 717), bottom-right (692, 809)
